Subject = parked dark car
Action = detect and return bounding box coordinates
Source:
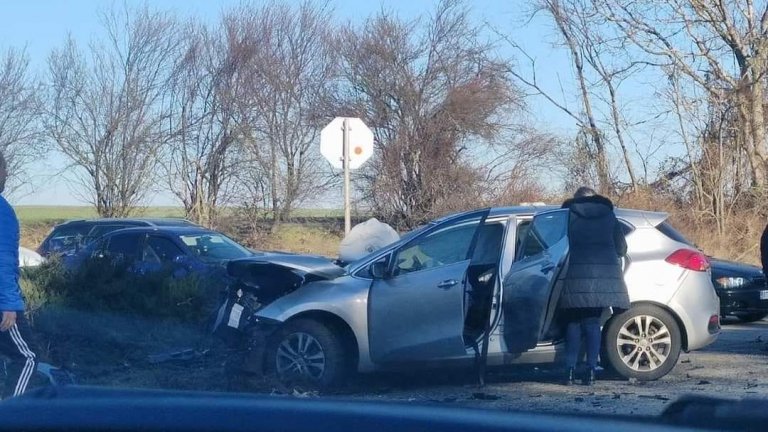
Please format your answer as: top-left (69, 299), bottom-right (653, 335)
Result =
top-left (710, 258), bottom-right (768, 322)
top-left (61, 226), bottom-right (253, 278)
top-left (655, 220), bottom-right (768, 322)
top-left (38, 218), bottom-right (197, 258)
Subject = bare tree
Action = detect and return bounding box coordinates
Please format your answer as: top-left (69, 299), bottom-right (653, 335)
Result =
top-left (596, 0), bottom-right (768, 188)
top-left (225, 1), bottom-right (338, 226)
top-left (544, 0), bottom-right (612, 193)
top-left (165, 22), bottom-right (242, 227)
top-left (45, 5), bottom-right (181, 216)
top-left (662, 66), bottom-right (755, 235)
top-left (564, 0), bottom-right (641, 190)
top-left (502, 0), bottom-right (648, 193)
top-left (339, 0), bottom-right (526, 227)
top-left (0, 48), bottom-right (43, 196)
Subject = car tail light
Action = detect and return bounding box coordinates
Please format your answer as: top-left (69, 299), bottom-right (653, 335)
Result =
top-left (665, 249), bottom-right (710, 272)
top-left (708, 314), bottom-right (720, 334)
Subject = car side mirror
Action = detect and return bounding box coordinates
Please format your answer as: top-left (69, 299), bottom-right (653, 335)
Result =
top-left (370, 260), bottom-right (388, 279)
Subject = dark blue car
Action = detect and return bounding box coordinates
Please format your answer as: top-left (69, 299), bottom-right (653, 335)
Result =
top-left (62, 226), bottom-right (253, 278)
top-left (38, 218), bottom-right (198, 258)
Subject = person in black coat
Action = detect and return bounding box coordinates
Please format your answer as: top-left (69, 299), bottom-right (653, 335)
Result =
top-left (559, 186), bottom-right (630, 385)
top-left (760, 224), bottom-right (768, 278)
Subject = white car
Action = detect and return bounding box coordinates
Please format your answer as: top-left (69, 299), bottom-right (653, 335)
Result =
top-left (19, 247), bottom-right (44, 268)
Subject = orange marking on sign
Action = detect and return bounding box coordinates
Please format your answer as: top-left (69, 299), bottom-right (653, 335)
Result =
top-left (354, 146), bottom-right (363, 155)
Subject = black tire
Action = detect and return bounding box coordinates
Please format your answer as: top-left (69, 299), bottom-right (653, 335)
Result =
top-left (265, 319), bottom-right (349, 391)
top-left (735, 312), bottom-right (768, 323)
top-left (603, 305), bottom-right (681, 381)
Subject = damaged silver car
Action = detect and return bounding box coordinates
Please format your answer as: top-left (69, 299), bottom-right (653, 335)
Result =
top-left (213, 206), bottom-right (720, 389)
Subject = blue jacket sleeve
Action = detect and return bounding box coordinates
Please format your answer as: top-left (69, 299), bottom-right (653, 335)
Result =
top-left (0, 196), bottom-right (25, 311)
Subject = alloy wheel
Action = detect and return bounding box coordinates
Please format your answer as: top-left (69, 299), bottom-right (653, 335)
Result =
top-left (615, 315), bottom-right (673, 372)
top-left (276, 332), bottom-right (326, 380)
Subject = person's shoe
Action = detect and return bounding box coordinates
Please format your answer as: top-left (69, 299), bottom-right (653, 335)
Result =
top-left (582, 367), bottom-right (596, 386)
top-left (564, 367), bottom-right (575, 386)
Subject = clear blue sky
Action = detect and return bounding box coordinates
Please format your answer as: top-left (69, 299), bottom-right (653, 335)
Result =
top-left (1, 0), bottom-right (654, 206)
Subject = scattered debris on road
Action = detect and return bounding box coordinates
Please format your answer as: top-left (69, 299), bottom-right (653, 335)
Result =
top-left (147, 348), bottom-right (209, 364)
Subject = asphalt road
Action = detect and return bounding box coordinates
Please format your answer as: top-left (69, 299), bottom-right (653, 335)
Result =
top-left (343, 318), bottom-right (768, 416)
top-left (75, 314), bottom-right (767, 420)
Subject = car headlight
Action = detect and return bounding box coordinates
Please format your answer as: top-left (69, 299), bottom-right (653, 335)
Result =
top-left (716, 277), bottom-right (746, 289)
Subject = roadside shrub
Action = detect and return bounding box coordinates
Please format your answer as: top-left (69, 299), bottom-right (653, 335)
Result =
top-left (20, 258), bottom-right (215, 324)
top-left (20, 258), bottom-right (69, 314)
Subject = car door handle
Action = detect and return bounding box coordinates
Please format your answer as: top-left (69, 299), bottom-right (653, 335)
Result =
top-left (437, 280), bottom-right (459, 289)
top-left (541, 263), bottom-right (555, 274)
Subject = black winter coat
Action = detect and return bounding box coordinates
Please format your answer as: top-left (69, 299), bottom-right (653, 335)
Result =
top-left (558, 195), bottom-right (630, 310)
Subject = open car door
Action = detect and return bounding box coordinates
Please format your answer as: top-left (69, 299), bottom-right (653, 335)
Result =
top-left (368, 210), bottom-right (489, 363)
top-left (502, 209), bottom-right (569, 352)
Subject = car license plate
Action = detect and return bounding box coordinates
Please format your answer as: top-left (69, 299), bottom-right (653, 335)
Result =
top-left (761, 290), bottom-right (768, 300)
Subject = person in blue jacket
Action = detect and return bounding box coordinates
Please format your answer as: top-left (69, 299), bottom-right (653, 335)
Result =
top-left (0, 152), bottom-right (37, 397)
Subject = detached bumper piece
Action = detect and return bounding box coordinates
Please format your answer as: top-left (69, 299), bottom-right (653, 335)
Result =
top-left (240, 319), bottom-right (282, 375)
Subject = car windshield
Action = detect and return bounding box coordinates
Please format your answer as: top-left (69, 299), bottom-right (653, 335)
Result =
top-left (178, 233), bottom-right (252, 262)
top-left (343, 223), bottom-right (433, 269)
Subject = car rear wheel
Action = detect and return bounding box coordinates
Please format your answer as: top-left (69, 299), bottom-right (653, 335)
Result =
top-left (603, 305), bottom-right (681, 381)
top-left (266, 319), bottom-right (349, 391)
top-left (735, 312), bottom-right (768, 323)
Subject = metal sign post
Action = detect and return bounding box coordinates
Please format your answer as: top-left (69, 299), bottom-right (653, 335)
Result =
top-left (342, 118), bottom-right (351, 234)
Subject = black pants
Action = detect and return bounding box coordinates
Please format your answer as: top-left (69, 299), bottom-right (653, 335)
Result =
top-left (0, 313), bottom-right (37, 398)
top-left (562, 308), bottom-right (603, 369)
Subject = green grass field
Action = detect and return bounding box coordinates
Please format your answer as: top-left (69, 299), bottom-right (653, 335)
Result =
top-left (14, 206), bottom-right (346, 224)
top-left (14, 206), bottom-right (186, 223)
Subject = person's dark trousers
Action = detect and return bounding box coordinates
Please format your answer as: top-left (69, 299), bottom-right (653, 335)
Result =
top-left (563, 308), bottom-right (603, 369)
top-left (0, 313), bottom-right (37, 398)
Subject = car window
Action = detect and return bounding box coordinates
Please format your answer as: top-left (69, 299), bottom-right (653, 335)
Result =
top-left (106, 233), bottom-right (142, 261)
top-left (471, 220), bottom-right (506, 265)
top-left (656, 221), bottom-right (694, 247)
top-left (141, 236), bottom-right (185, 264)
top-left (515, 220), bottom-right (532, 255)
top-left (519, 211), bottom-right (568, 260)
top-left (393, 216), bottom-right (482, 276)
top-left (619, 220), bottom-right (634, 236)
top-left (44, 224), bottom-right (92, 253)
top-left (88, 224), bottom-right (135, 238)
top-left (149, 219), bottom-right (196, 227)
top-left (49, 224), bottom-right (92, 239)
top-left (179, 233), bottom-right (251, 262)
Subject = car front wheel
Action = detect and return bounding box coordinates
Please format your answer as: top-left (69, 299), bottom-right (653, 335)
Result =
top-left (266, 319), bottom-right (349, 391)
top-left (603, 305), bottom-right (681, 381)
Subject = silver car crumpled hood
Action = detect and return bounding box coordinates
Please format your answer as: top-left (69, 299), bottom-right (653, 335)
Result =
top-left (227, 252), bottom-right (345, 294)
top-left (229, 252), bottom-right (346, 280)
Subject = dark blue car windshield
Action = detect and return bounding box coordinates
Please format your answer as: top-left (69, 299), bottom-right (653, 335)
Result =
top-left (179, 233), bottom-right (252, 262)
